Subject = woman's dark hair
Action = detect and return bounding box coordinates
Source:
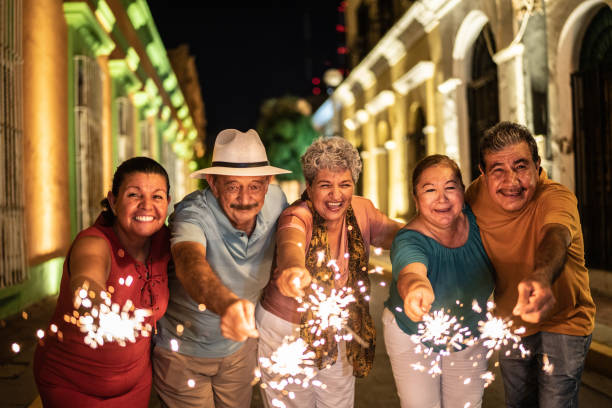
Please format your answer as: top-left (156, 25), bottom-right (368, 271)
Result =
top-left (100, 157), bottom-right (170, 223)
top-left (412, 154), bottom-right (465, 195)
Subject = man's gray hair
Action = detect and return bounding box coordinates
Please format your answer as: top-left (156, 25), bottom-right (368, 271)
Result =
top-left (301, 137), bottom-right (362, 185)
top-left (480, 121), bottom-right (540, 170)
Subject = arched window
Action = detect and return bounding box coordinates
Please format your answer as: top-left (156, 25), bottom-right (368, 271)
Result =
top-left (467, 24), bottom-right (499, 180)
top-left (572, 6), bottom-right (612, 269)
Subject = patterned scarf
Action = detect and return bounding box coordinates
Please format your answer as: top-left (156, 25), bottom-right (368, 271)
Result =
top-left (299, 192), bottom-right (376, 378)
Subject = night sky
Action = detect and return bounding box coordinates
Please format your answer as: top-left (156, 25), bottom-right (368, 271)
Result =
top-left (146, 3), bottom-right (344, 143)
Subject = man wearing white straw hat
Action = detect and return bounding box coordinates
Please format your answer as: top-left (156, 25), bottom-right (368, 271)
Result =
top-left (153, 129), bottom-right (290, 408)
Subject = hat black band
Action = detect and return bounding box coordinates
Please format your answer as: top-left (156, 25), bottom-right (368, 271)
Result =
top-left (211, 161), bottom-right (270, 168)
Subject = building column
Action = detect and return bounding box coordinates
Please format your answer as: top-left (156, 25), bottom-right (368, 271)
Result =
top-left (493, 44), bottom-right (528, 124)
top-left (388, 95), bottom-right (408, 220)
top-left (360, 115), bottom-right (377, 207)
top-left (23, 0), bottom-right (70, 264)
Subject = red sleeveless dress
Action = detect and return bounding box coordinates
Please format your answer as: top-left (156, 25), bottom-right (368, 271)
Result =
top-left (34, 215), bottom-right (170, 407)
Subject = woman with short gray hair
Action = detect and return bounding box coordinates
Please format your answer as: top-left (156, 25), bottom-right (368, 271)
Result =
top-left (301, 136), bottom-right (363, 185)
top-left (258, 136), bottom-right (401, 408)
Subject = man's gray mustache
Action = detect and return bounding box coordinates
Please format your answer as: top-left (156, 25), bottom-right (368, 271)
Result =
top-left (230, 203), bottom-right (258, 210)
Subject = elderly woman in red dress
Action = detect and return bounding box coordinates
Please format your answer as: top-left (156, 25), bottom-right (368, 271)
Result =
top-left (34, 157), bottom-right (171, 407)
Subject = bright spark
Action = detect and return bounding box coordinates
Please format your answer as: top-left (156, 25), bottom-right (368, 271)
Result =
top-left (481, 371), bottom-right (495, 387)
top-left (297, 283), bottom-right (356, 341)
top-left (69, 286), bottom-right (153, 349)
top-left (257, 336), bottom-right (322, 393)
top-left (477, 311), bottom-right (528, 358)
top-left (542, 353), bottom-right (554, 375)
top-left (11, 343), bottom-right (20, 353)
top-left (316, 251), bottom-right (325, 267)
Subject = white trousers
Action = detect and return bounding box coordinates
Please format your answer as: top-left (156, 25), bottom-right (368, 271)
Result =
top-left (255, 304), bottom-right (355, 408)
top-left (382, 308), bottom-right (488, 408)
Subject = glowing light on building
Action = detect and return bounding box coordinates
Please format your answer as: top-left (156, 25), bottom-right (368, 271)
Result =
top-left (355, 109), bottom-right (369, 124)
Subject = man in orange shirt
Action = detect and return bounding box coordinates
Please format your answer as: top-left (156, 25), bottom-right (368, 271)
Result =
top-left (466, 121), bottom-right (595, 408)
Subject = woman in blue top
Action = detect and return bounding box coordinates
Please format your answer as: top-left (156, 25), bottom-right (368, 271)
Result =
top-left (383, 155), bottom-right (495, 408)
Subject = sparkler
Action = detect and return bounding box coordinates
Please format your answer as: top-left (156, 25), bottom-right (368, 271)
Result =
top-left (412, 308), bottom-right (471, 351)
top-left (256, 336), bottom-right (325, 397)
top-left (67, 284), bottom-right (153, 348)
top-left (475, 301), bottom-right (529, 359)
top-left (408, 301), bottom-right (530, 381)
top-left (297, 282), bottom-right (357, 344)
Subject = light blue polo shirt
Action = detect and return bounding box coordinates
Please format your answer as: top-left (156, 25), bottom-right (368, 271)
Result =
top-left (155, 184), bottom-right (288, 358)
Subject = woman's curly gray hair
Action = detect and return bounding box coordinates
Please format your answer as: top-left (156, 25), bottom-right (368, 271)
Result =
top-left (301, 137), bottom-right (362, 185)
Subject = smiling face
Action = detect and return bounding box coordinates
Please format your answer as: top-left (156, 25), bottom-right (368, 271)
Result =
top-left (414, 165), bottom-right (464, 230)
top-left (206, 174), bottom-right (270, 233)
top-left (306, 168), bottom-right (354, 226)
top-left (481, 141), bottom-right (540, 212)
top-left (108, 172), bottom-right (170, 242)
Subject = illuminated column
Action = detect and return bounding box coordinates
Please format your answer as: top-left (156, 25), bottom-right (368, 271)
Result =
top-left (23, 0), bottom-right (70, 264)
top-left (357, 109), bottom-right (376, 206)
top-left (98, 55), bottom-right (113, 192)
top-left (423, 125), bottom-right (437, 156)
top-left (387, 96), bottom-right (408, 220)
top-left (425, 76), bottom-right (438, 155)
top-left (493, 44), bottom-right (527, 124)
top-left (437, 78), bottom-right (464, 175)
top-left (392, 62), bottom-right (435, 219)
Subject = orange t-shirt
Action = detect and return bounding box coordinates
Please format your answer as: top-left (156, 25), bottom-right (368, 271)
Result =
top-left (466, 170), bottom-right (595, 337)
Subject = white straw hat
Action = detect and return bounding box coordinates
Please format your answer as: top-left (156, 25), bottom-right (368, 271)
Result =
top-left (190, 129), bottom-right (291, 178)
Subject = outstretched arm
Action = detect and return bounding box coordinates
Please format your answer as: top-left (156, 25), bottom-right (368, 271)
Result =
top-left (397, 262), bottom-right (434, 322)
top-left (513, 223), bottom-right (570, 323)
top-left (275, 226), bottom-right (312, 298)
top-left (172, 241), bottom-right (258, 341)
top-left (69, 235), bottom-right (111, 307)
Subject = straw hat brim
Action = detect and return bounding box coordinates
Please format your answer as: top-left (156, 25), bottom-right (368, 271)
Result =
top-left (190, 165), bottom-right (292, 178)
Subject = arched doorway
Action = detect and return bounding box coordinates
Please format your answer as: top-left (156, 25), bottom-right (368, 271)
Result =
top-left (467, 24), bottom-right (499, 179)
top-left (571, 6), bottom-right (612, 270)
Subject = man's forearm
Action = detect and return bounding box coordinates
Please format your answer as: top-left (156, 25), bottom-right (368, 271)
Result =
top-left (172, 243), bottom-right (238, 316)
top-left (533, 223), bottom-right (571, 284)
